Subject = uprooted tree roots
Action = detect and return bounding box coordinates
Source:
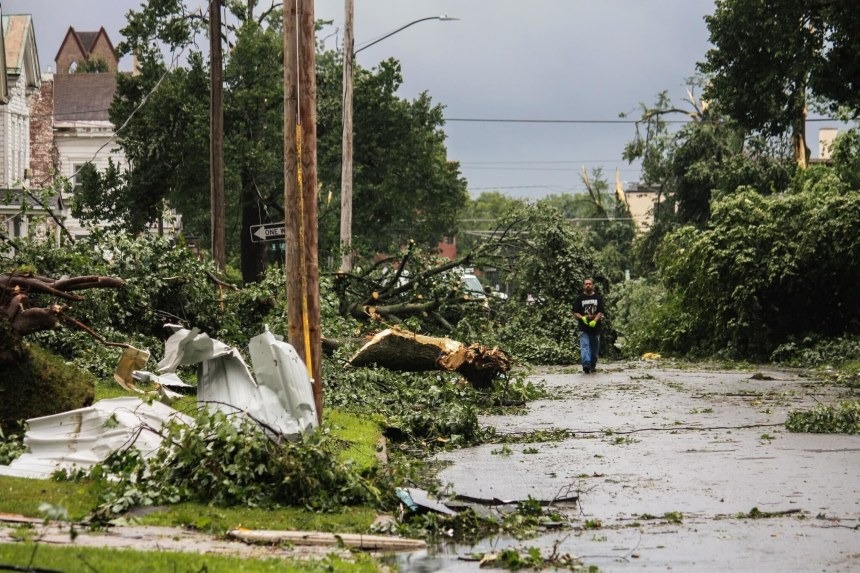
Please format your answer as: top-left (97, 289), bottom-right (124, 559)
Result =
top-left (1, 271), bottom-right (126, 362)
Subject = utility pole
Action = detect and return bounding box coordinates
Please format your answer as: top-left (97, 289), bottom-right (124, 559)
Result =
top-left (284, 0), bottom-right (322, 423)
top-left (338, 14), bottom-right (457, 273)
top-left (209, 0), bottom-right (226, 270)
top-left (339, 0), bottom-right (354, 272)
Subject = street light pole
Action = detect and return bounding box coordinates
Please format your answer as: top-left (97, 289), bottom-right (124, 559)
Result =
top-left (339, 12), bottom-right (458, 273)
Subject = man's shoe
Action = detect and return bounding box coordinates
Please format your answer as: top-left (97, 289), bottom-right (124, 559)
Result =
top-left (582, 366), bottom-right (591, 373)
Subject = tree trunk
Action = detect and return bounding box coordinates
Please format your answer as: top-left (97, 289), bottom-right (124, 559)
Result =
top-left (240, 177), bottom-right (267, 284)
top-left (349, 327), bottom-right (510, 389)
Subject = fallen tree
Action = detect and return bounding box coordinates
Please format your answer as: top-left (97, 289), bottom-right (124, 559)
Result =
top-left (1, 271), bottom-right (125, 339)
top-left (1, 270), bottom-right (126, 366)
top-left (349, 327), bottom-right (511, 389)
top-left (0, 270), bottom-right (128, 427)
top-left (332, 233), bottom-right (520, 333)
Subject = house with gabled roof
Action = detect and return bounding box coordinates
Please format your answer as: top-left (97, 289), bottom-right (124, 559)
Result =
top-left (52, 69), bottom-right (126, 239)
top-left (1, 11), bottom-right (39, 187)
top-left (55, 26), bottom-right (118, 75)
top-left (2, 16), bottom-right (181, 249)
top-left (0, 10), bottom-right (66, 250)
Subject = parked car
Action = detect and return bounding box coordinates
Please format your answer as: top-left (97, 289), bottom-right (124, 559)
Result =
top-left (460, 273), bottom-right (487, 301)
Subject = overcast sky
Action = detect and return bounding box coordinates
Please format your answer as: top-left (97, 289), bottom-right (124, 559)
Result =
top-left (6, 0), bottom-right (724, 199)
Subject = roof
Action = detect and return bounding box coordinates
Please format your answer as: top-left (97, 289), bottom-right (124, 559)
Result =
top-left (0, 188), bottom-right (64, 209)
top-left (53, 72), bottom-right (116, 122)
top-left (54, 26), bottom-right (117, 65)
top-left (2, 13), bottom-right (39, 87)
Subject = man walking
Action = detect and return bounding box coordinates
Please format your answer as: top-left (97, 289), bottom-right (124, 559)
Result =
top-left (573, 278), bottom-right (604, 373)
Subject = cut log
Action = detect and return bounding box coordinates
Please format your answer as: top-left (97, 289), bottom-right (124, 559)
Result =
top-left (348, 327), bottom-right (510, 389)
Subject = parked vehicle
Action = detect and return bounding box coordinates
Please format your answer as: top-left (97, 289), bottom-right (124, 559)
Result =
top-left (460, 273), bottom-right (487, 301)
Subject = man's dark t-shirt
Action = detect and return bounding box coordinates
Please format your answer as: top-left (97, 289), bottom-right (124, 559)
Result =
top-left (574, 292), bottom-right (605, 332)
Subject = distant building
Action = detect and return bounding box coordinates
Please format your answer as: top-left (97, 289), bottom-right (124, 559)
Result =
top-left (52, 71), bottom-right (125, 239)
top-left (817, 128), bottom-right (838, 162)
top-left (437, 235), bottom-right (456, 260)
top-left (54, 26), bottom-right (118, 74)
top-left (623, 183), bottom-right (660, 234)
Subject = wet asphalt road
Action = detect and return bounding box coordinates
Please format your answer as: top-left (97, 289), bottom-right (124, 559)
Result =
top-left (407, 361), bottom-right (860, 572)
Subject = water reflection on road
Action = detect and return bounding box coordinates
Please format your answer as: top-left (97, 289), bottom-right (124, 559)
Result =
top-left (394, 362), bottom-right (860, 572)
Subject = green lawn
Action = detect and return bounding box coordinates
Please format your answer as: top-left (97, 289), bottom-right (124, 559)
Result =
top-left (0, 406), bottom-right (388, 571)
top-left (0, 543), bottom-right (381, 572)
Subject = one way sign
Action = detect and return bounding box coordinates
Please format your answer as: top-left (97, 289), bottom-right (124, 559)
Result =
top-left (250, 222), bottom-right (286, 243)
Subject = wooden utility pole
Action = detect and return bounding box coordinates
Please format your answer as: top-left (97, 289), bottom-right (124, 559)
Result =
top-left (284, 0), bottom-right (322, 422)
top-left (339, 0), bottom-right (355, 272)
top-left (209, 0), bottom-right (226, 270)
top-left (338, 14), bottom-right (455, 273)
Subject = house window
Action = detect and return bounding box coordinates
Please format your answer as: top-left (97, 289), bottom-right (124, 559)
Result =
top-left (72, 164), bottom-right (86, 190)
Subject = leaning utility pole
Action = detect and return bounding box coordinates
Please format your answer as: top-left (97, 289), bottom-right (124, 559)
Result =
top-left (284, 0), bottom-right (322, 422)
top-left (209, 0), bottom-right (226, 270)
top-left (339, 0), bottom-right (354, 272)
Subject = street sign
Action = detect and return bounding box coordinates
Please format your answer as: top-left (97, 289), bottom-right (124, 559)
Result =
top-left (250, 222), bottom-right (286, 243)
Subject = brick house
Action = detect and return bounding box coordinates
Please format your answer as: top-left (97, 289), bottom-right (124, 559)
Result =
top-left (55, 26), bottom-right (118, 74)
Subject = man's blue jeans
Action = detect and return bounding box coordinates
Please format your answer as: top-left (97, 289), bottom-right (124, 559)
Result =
top-left (580, 331), bottom-right (600, 369)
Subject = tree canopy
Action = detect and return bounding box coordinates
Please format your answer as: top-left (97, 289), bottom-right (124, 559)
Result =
top-left (316, 53), bottom-right (468, 260)
top-left (72, 3), bottom-right (467, 282)
top-left (698, 0), bottom-right (860, 165)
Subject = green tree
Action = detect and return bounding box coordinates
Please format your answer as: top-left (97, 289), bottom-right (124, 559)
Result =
top-left (73, 54), bottom-right (211, 239)
top-left (73, 58), bottom-right (110, 73)
top-left (492, 202), bottom-right (609, 363)
top-left (455, 191), bottom-right (524, 255)
top-left (623, 86), bottom-right (795, 274)
top-left (829, 128), bottom-right (860, 190)
top-left (224, 17), bottom-right (287, 282)
top-left (698, 0), bottom-right (860, 166)
top-left (653, 172), bottom-right (860, 358)
top-left (77, 3), bottom-right (467, 281)
top-left (568, 168), bottom-right (635, 283)
top-left (316, 54), bottom-right (469, 261)
top-left (812, 1), bottom-right (860, 112)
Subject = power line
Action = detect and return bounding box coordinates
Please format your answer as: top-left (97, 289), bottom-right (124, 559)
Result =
top-left (447, 117), bottom-right (641, 124)
top-left (445, 116), bottom-right (850, 124)
top-left (464, 166), bottom-right (639, 173)
top-left (468, 184), bottom-right (572, 190)
top-left (462, 159), bottom-right (631, 165)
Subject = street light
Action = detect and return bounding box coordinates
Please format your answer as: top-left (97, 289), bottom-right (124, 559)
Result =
top-left (339, 10), bottom-right (458, 272)
top-left (354, 14), bottom-right (458, 55)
